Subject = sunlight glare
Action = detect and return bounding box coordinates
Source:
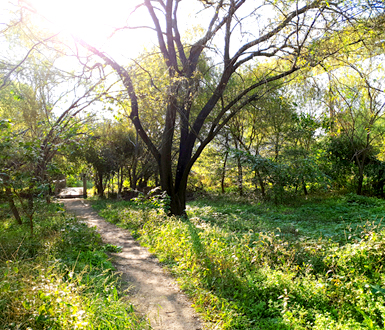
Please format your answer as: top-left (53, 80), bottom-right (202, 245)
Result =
top-left (25, 0), bottom-right (148, 57)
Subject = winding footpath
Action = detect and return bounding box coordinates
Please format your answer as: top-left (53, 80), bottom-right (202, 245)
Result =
top-left (60, 198), bottom-right (203, 330)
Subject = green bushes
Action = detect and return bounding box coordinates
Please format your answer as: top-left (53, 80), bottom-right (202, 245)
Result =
top-left (91, 195), bottom-right (385, 329)
top-left (0, 202), bottom-right (147, 330)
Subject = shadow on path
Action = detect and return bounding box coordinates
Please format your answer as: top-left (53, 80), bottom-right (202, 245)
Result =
top-left (60, 198), bottom-right (203, 330)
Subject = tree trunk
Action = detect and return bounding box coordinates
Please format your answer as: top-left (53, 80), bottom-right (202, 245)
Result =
top-left (376, 169), bottom-right (384, 197)
top-left (357, 169), bottom-right (364, 195)
top-left (96, 172), bottom-right (104, 197)
top-left (28, 213), bottom-right (34, 236)
top-left (355, 155), bottom-right (365, 195)
top-left (232, 136), bottom-right (243, 196)
top-left (128, 168), bottom-right (133, 190)
top-left (27, 190), bottom-right (34, 213)
top-left (155, 170), bottom-right (159, 187)
top-left (82, 173), bottom-right (87, 198)
top-left (131, 157), bottom-right (138, 190)
top-left (255, 169), bottom-right (265, 198)
top-left (117, 168), bottom-right (124, 195)
top-left (6, 187), bottom-right (22, 225)
top-left (274, 136), bottom-right (279, 161)
top-left (170, 190), bottom-right (186, 216)
top-left (221, 151), bottom-right (228, 194)
top-left (237, 155), bottom-right (243, 196)
top-left (302, 178), bottom-right (308, 196)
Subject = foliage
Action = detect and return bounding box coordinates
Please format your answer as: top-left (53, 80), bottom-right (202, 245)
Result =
top-left (131, 189), bottom-right (171, 214)
top-left (0, 55), bottom-right (101, 232)
top-left (76, 120), bottom-right (158, 197)
top-left (0, 202), bottom-right (147, 330)
top-left (91, 194), bottom-right (385, 329)
top-left (77, 0), bottom-right (385, 215)
top-left (233, 149), bottom-right (329, 201)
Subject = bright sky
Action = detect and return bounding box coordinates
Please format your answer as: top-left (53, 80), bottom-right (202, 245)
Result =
top-left (22, 0), bottom-right (149, 58)
top-left (19, 0), bottom-right (205, 61)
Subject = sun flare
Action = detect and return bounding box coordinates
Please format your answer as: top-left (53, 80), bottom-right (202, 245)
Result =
top-left (23, 0), bottom-right (150, 57)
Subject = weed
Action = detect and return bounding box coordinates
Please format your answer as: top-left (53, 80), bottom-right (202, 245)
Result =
top-left (102, 244), bottom-right (123, 253)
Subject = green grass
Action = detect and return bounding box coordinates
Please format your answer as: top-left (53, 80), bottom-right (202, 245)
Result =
top-left (0, 201), bottom-right (148, 330)
top-left (186, 193), bottom-right (385, 242)
top-left (91, 193), bottom-right (385, 329)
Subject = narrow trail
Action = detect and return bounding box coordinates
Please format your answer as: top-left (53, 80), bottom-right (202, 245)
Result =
top-left (60, 198), bottom-right (203, 330)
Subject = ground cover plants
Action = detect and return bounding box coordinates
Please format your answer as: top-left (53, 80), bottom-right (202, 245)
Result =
top-left (0, 201), bottom-right (147, 330)
top-left (91, 193), bottom-right (385, 329)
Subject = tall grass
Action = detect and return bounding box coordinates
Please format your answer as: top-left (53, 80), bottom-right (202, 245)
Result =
top-left (91, 194), bottom-right (385, 329)
top-left (0, 201), bottom-right (148, 330)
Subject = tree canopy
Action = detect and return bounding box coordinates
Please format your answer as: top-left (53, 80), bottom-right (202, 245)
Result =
top-left (1, 0), bottom-right (385, 216)
top-left (76, 0), bottom-right (385, 214)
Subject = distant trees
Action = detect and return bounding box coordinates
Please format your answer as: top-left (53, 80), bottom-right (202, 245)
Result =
top-left (323, 61), bottom-right (385, 195)
top-left (78, 0), bottom-right (384, 214)
top-left (203, 85), bottom-right (326, 200)
top-left (78, 121), bottom-right (158, 198)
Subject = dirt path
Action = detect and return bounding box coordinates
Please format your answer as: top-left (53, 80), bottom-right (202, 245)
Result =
top-left (60, 198), bottom-right (203, 330)
top-left (58, 187), bottom-right (84, 198)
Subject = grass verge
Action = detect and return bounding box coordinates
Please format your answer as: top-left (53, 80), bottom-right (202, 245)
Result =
top-left (0, 201), bottom-right (148, 330)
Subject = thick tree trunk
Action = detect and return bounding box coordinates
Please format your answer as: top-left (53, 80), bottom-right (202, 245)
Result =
top-left (170, 190), bottom-right (186, 216)
top-left (96, 172), bottom-right (104, 197)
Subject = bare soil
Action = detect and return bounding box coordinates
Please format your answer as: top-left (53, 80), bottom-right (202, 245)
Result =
top-left (60, 198), bottom-right (203, 330)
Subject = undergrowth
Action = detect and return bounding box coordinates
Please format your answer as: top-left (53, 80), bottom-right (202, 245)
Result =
top-left (91, 193), bottom-right (385, 329)
top-left (0, 201), bottom-right (148, 330)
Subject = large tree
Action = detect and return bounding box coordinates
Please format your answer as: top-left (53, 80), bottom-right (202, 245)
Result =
top-left (72, 0), bottom-right (384, 215)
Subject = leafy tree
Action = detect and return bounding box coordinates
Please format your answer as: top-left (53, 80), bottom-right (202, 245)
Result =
top-left (25, 0), bottom-right (385, 214)
top-left (324, 61), bottom-right (385, 194)
top-left (0, 39), bottom-right (104, 233)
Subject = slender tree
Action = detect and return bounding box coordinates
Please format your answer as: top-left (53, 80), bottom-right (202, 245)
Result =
top-left (327, 62), bottom-right (385, 194)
